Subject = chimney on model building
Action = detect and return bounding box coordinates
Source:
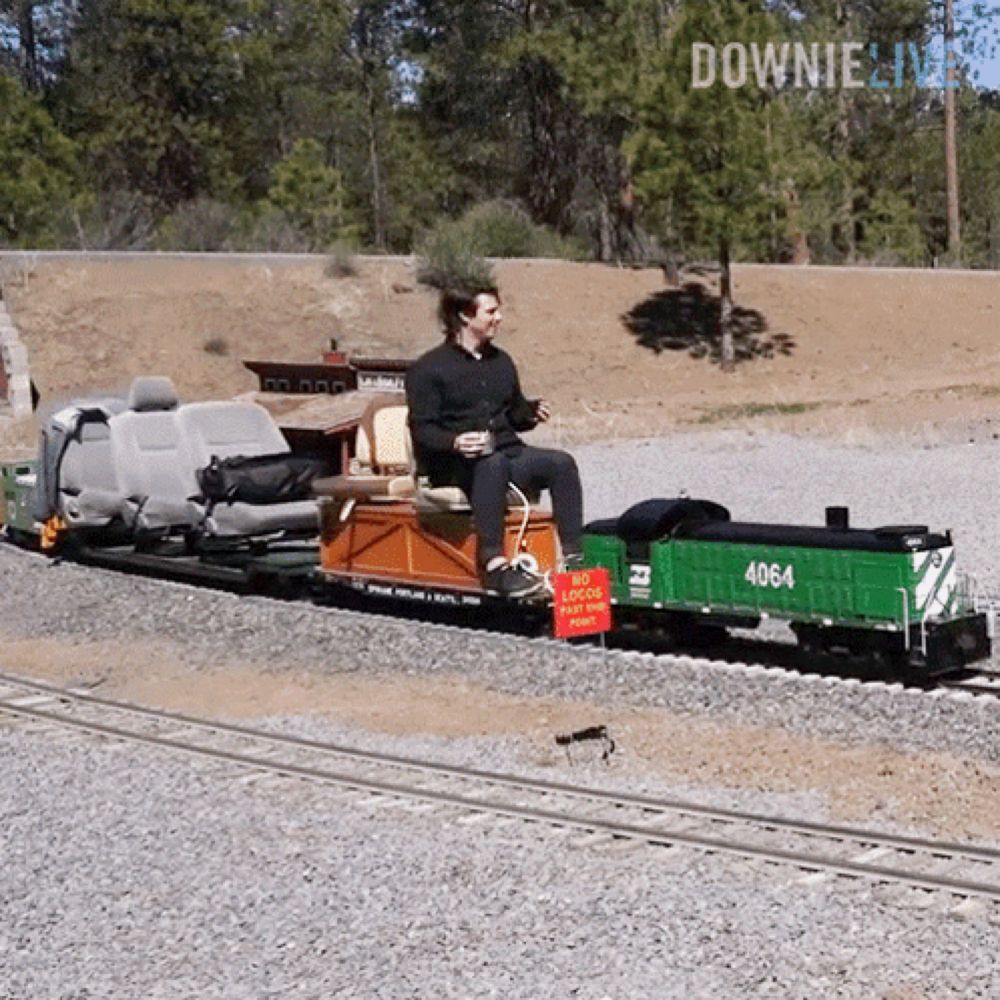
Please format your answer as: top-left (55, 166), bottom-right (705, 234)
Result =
top-left (323, 337), bottom-right (347, 365)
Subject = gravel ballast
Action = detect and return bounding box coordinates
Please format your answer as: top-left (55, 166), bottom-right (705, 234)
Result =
top-left (2, 723), bottom-right (998, 1000)
top-left (2, 429), bottom-right (1000, 996)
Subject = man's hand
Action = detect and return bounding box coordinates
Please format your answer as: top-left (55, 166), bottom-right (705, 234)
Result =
top-left (454, 431), bottom-right (489, 457)
top-left (533, 399), bottom-right (552, 423)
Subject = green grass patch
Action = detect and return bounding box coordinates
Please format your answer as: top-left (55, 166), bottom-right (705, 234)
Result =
top-left (916, 383), bottom-right (1000, 400)
top-left (694, 401), bottom-right (823, 425)
top-left (959, 384), bottom-right (1000, 399)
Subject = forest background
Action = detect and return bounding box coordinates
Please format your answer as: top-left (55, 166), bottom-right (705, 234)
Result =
top-left (2, 0), bottom-right (999, 270)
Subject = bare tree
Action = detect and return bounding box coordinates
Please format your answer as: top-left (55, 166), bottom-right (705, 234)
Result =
top-left (719, 236), bottom-right (735, 372)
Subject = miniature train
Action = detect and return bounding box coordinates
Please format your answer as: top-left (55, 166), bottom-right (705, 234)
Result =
top-left (1, 377), bottom-right (990, 677)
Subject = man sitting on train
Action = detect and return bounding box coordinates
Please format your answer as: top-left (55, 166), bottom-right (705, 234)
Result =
top-left (405, 283), bottom-right (584, 599)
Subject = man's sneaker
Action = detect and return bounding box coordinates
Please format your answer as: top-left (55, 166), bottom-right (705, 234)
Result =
top-left (482, 561), bottom-right (544, 599)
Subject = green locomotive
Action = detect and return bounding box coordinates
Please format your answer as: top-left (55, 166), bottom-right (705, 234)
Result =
top-left (1, 458), bottom-right (38, 545)
top-left (582, 498), bottom-right (989, 676)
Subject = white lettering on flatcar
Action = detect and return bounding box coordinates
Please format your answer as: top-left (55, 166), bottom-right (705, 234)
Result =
top-left (744, 561), bottom-right (796, 589)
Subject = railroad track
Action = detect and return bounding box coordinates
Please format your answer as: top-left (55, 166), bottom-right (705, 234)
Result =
top-left (1, 671), bottom-right (998, 917)
top-left (940, 667), bottom-right (1000, 698)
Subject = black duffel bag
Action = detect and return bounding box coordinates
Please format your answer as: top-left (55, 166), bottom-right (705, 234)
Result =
top-left (198, 453), bottom-right (324, 505)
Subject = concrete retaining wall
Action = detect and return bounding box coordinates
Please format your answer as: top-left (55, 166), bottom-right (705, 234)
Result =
top-left (0, 299), bottom-right (33, 417)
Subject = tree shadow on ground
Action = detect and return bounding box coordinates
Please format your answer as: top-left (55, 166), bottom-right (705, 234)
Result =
top-left (622, 281), bottom-right (795, 364)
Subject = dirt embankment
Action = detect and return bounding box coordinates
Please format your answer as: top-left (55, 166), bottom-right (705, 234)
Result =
top-left (2, 256), bottom-right (999, 448)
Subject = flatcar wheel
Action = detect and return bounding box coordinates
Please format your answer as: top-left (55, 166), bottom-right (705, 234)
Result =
top-left (791, 623), bottom-right (829, 658)
top-left (683, 624), bottom-right (729, 649)
top-left (247, 571), bottom-right (309, 600)
top-left (664, 612), bottom-right (726, 649)
top-left (878, 652), bottom-right (926, 684)
top-left (493, 605), bottom-right (551, 638)
top-left (183, 529), bottom-right (201, 555)
top-left (632, 611), bottom-right (728, 651)
top-left (7, 527), bottom-right (38, 550)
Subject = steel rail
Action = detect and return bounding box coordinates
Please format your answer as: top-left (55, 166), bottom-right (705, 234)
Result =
top-left (2, 675), bottom-right (999, 902)
top-left (0, 670), bottom-right (997, 862)
top-left (939, 666), bottom-right (1000, 697)
top-left (941, 680), bottom-right (1000, 697)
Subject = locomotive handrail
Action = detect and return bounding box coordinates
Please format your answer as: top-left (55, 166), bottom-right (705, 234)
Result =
top-left (973, 595), bottom-right (1000, 639)
top-left (963, 571), bottom-right (1000, 638)
top-left (896, 587), bottom-right (910, 650)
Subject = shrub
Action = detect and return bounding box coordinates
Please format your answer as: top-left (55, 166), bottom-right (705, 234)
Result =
top-left (203, 336), bottom-right (229, 356)
top-left (458, 200), bottom-right (584, 259)
top-left (155, 198), bottom-right (240, 251)
top-left (415, 224), bottom-right (495, 290)
top-left (414, 200), bottom-right (583, 289)
top-left (228, 205), bottom-right (312, 253)
top-left (60, 190), bottom-right (157, 250)
top-left (324, 242), bottom-right (359, 278)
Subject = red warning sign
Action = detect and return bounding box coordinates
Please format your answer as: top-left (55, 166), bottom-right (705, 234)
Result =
top-left (552, 567), bottom-right (612, 639)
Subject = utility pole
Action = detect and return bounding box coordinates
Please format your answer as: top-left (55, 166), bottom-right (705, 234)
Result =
top-left (834, 0), bottom-right (856, 261)
top-left (944, 0), bottom-right (961, 260)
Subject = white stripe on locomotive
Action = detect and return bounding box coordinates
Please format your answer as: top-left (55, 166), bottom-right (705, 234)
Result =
top-left (912, 547), bottom-right (956, 618)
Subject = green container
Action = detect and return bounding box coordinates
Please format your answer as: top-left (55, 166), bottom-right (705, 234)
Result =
top-left (1, 458), bottom-right (38, 536)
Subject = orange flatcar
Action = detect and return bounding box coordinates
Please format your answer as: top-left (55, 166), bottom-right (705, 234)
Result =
top-left (314, 398), bottom-right (559, 603)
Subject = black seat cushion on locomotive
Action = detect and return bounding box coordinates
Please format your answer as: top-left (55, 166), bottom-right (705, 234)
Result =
top-left (680, 520), bottom-right (949, 553)
top-left (584, 498), bottom-right (731, 538)
top-left (584, 518), bottom-right (620, 536)
top-left (584, 498), bottom-right (731, 560)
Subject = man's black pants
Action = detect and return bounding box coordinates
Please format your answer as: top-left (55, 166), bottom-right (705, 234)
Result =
top-left (434, 444), bottom-right (583, 567)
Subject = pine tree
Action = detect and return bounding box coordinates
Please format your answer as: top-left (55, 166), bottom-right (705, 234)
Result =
top-left (58, 0), bottom-right (243, 210)
top-left (0, 72), bottom-right (78, 245)
top-left (625, 1), bottom-right (823, 368)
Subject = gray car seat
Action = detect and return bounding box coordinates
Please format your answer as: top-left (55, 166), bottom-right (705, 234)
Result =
top-left (110, 377), bottom-right (203, 533)
top-left (58, 377), bottom-right (318, 542)
top-left (58, 418), bottom-right (126, 527)
top-left (176, 400), bottom-right (319, 538)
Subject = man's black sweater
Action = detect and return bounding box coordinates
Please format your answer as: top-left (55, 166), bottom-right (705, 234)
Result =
top-left (405, 340), bottom-right (538, 472)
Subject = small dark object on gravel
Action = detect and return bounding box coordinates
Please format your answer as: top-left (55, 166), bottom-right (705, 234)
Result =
top-left (555, 724), bottom-right (615, 763)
